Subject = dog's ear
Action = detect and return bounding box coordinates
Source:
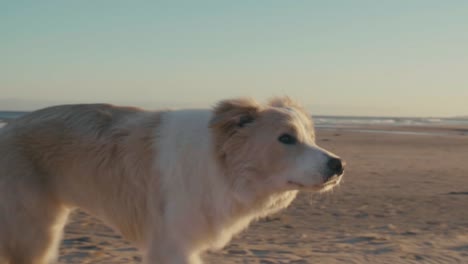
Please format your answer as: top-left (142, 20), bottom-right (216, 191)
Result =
top-left (209, 98), bottom-right (260, 133)
top-left (269, 96), bottom-right (299, 109)
top-left (269, 96), bottom-right (310, 115)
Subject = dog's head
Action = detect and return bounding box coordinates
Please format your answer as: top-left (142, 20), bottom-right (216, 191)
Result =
top-left (210, 97), bottom-right (344, 196)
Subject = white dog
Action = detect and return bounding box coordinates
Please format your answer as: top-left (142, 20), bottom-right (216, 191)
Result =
top-left (0, 97), bottom-right (344, 264)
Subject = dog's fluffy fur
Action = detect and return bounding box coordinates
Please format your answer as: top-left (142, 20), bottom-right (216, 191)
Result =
top-left (0, 97), bottom-right (343, 264)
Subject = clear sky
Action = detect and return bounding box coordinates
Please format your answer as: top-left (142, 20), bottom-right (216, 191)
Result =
top-left (1, 1), bottom-right (467, 116)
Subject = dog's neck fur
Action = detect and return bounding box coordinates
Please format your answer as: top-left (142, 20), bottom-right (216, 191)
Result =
top-left (155, 109), bottom-right (297, 252)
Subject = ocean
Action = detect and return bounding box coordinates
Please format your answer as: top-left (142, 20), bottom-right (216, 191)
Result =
top-left (312, 115), bottom-right (468, 128)
top-left (1, 111), bottom-right (468, 135)
top-left (0, 111), bottom-right (27, 120)
top-left (0, 111), bottom-right (27, 127)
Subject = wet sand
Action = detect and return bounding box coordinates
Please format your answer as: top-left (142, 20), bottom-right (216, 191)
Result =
top-left (57, 126), bottom-right (468, 263)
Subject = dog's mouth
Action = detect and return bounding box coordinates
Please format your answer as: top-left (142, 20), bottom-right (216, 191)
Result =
top-left (287, 174), bottom-right (343, 191)
top-left (324, 174), bottom-right (342, 185)
top-left (287, 181), bottom-right (306, 188)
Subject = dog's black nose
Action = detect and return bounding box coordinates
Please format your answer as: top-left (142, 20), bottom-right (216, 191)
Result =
top-left (327, 157), bottom-right (344, 176)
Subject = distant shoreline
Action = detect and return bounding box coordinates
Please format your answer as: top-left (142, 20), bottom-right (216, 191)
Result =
top-left (317, 125), bottom-right (468, 137)
top-left (1, 111), bottom-right (467, 137)
top-left (0, 110), bottom-right (467, 120)
top-left (0, 111), bottom-right (28, 121)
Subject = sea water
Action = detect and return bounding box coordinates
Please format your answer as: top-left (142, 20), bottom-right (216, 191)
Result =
top-left (1, 111), bottom-right (467, 135)
top-left (313, 115), bottom-right (468, 128)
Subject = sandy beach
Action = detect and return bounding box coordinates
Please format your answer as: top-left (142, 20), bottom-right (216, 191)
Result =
top-left (51, 125), bottom-right (468, 263)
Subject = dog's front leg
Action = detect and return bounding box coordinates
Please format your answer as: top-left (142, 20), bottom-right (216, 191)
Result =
top-left (144, 252), bottom-right (201, 264)
top-left (144, 236), bottom-right (202, 264)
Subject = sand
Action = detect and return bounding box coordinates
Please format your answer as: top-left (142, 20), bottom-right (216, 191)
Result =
top-left (56, 126), bottom-right (468, 263)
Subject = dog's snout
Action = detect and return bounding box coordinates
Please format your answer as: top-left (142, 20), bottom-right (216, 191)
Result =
top-left (327, 157), bottom-right (344, 177)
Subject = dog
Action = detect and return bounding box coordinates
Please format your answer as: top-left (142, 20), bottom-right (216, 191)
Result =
top-left (0, 97), bottom-right (344, 264)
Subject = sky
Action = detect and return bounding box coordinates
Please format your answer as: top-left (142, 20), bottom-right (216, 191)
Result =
top-left (1, 1), bottom-right (467, 117)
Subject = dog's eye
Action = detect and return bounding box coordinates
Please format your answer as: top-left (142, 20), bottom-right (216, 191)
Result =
top-left (278, 134), bottom-right (297, 145)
